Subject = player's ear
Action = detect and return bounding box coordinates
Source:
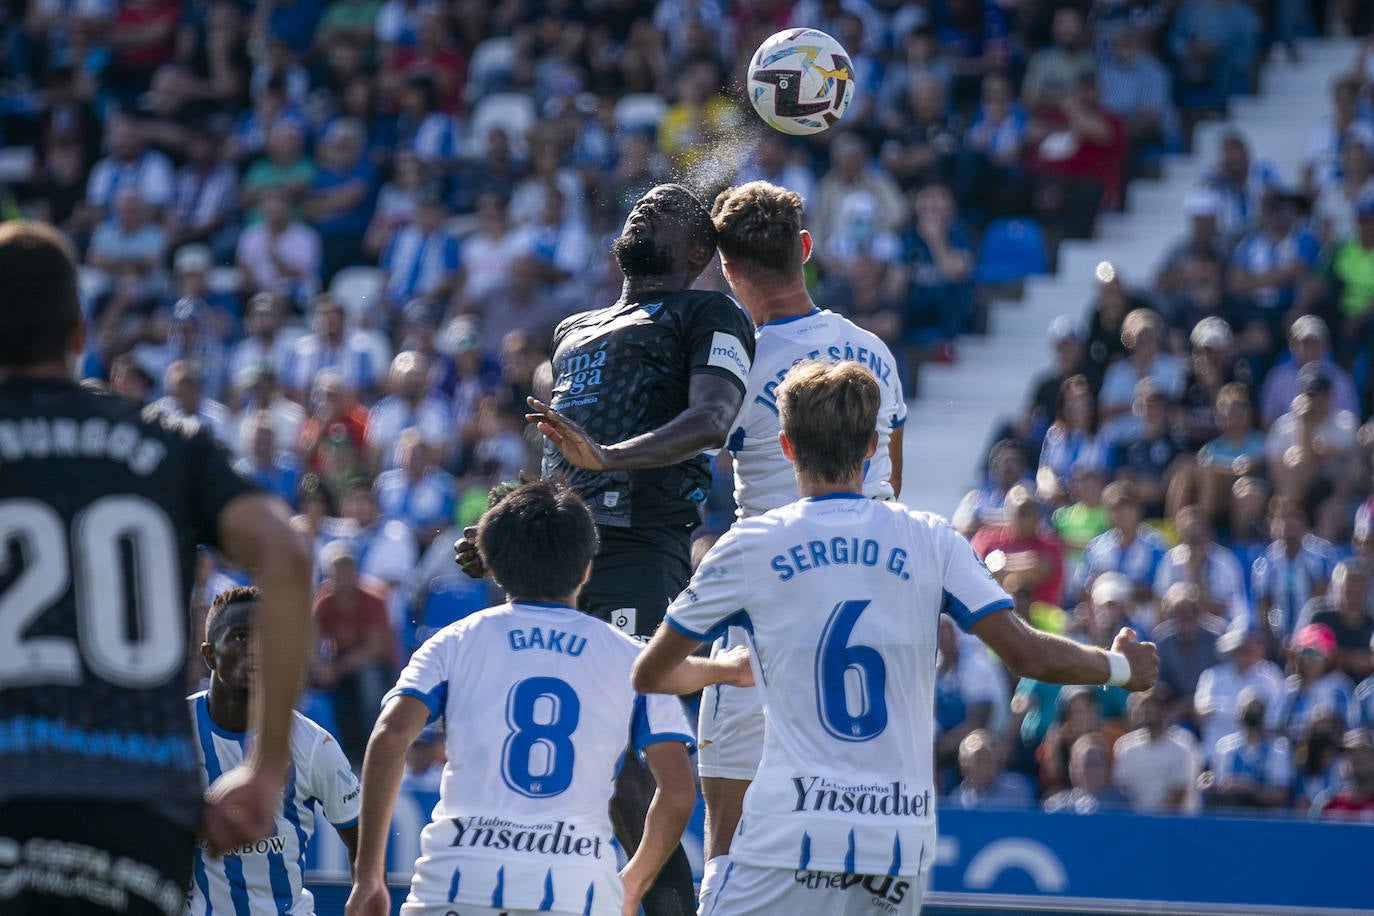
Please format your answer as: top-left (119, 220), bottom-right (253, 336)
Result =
top-left (799, 229), bottom-right (813, 264)
top-left (779, 432), bottom-right (796, 463)
top-left (199, 642), bottom-right (215, 670)
top-left (865, 431), bottom-right (879, 461)
top-left (580, 561), bottom-right (593, 587)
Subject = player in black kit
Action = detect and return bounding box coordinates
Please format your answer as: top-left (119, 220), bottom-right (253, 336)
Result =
top-left (458, 184), bottom-right (754, 915)
top-left (0, 222), bottom-right (314, 916)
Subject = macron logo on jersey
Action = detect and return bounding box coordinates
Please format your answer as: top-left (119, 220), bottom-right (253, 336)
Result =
top-left (708, 332), bottom-right (751, 386)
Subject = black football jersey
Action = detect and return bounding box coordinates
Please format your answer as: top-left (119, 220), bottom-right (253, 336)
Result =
top-left (0, 378), bottom-right (257, 829)
top-left (544, 290), bottom-right (754, 528)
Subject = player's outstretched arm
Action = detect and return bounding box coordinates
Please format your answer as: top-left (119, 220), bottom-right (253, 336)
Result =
top-left (527, 374), bottom-right (743, 472)
top-left (204, 492), bottom-right (314, 854)
top-left (346, 695), bottom-right (429, 916)
top-left (970, 608), bottom-right (1158, 691)
top-left (620, 741), bottom-right (697, 916)
top-left (632, 631), bottom-right (754, 695)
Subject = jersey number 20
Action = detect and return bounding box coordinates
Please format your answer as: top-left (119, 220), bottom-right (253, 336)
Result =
top-left (815, 599), bottom-right (888, 741)
top-left (502, 676), bottom-right (580, 798)
top-left (0, 497), bottom-right (183, 689)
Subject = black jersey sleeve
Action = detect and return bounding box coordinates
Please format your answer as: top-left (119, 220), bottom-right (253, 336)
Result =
top-left (683, 293), bottom-right (755, 393)
top-left (178, 414), bottom-right (260, 548)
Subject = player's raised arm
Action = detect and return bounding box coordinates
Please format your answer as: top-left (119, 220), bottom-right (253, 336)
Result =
top-left (527, 372), bottom-right (744, 472)
top-left (970, 608), bottom-right (1158, 691)
top-left (207, 492), bottom-right (314, 852)
top-left (346, 694), bottom-right (429, 916)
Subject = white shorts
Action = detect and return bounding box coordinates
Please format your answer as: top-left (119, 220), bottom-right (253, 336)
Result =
top-left (708, 862), bottom-right (925, 916)
top-left (698, 628), bottom-right (765, 780)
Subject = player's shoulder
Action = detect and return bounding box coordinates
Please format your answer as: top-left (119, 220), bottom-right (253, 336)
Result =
top-left (670, 289), bottom-right (751, 326)
top-left (289, 709), bottom-right (348, 763)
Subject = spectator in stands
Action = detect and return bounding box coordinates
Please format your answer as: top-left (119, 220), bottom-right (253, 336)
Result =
top-left (1272, 623), bottom-right (1358, 742)
top-left (364, 150), bottom-right (426, 257)
top-left (1228, 192), bottom-right (1320, 345)
top-left (1265, 364), bottom-right (1358, 525)
top-left (1300, 559), bottom-right (1374, 683)
top-left (1313, 729), bottom-right (1374, 820)
top-left (297, 370), bottom-right (370, 474)
top-left (1311, 128), bottom-right (1374, 245)
top-left (235, 187), bottom-right (323, 306)
top-left (1293, 711), bottom-right (1347, 812)
top-left (935, 617), bottom-right (1009, 789)
top-left (1203, 131), bottom-right (1280, 237)
top-left (1321, 193), bottom-right (1374, 380)
top-left (228, 293), bottom-right (295, 387)
top-left (306, 117), bottom-right (378, 282)
top-left (312, 539), bottom-right (397, 765)
top-left (87, 188), bottom-right (168, 296)
top-left (236, 409), bottom-right (302, 505)
top-left (903, 183), bottom-right (975, 344)
top-left (164, 244), bottom-right (238, 348)
top-left (1021, 8), bottom-right (1093, 115)
top-left (1039, 375), bottom-right (1106, 502)
top-left (1097, 24), bottom-right (1176, 178)
top-left (1082, 264), bottom-right (1145, 393)
top-left (1107, 379), bottom-right (1190, 517)
top-left (151, 359), bottom-right (229, 444)
top-left (1051, 462), bottom-right (1110, 578)
top-left (1044, 733), bottom-right (1131, 814)
top-left (1025, 72), bottom-right (1126, 237)
top-left (944, 730), bottom-right (1034, 810)
top-left (374, 429), bottom-right (456, 545)
top-left (1155, 188), bottom-right (1234, 297)
top-left (953, 439), bottom-right (1032, 537)
top-left (1022, 316), bottom-right (1087, 448)
top-left (1099, 309), bottom-right (1185, 430)
top-left (1253, 495), bottom-right (1337, 646)
top-left (879, 74), bottom-right (966, 192)
top-left (1302, 73), bottom-right (1368, 198)
top-left (456, 193), bottom-right (528, 311)
top-left (1114, 689), bottom-right (1201, 813)
top-left (1195, 621), bottom-right (1285, 765)
top-left (285, 295), bottom-right (380, 403)
top-left (657, 57), bottom-right (744, 175)
top-left (812, 133), bottom-right (907, 242)
top-left (960, 71), bottom-right (1029, 219)
top-left (1038, 688), bottom-right (1111, 798)
top-left (169, 123), bottom-right (239, 257)
top-left (1174, 319), bottom-right (1255, 451)
top-left (1083, 571), bottom-right (1151, 650)
top-left (242, 120), bottom-right (316, 219)
top-left (1155, 506), bottom-right (1250, 623)
top-left (1167, 0), bottom-right (1260, 110)
top-left (85, 112), bottom-right (174, 221)
top-left (381, 187), bottom-right (460, 315)
top-left (331, 481), bottom-right (419, 598)
top-left (1203, 687), bottom-right (1293, 810)
top-left (509, 139), bottom-right (585, 230)
top-left (971, 483), bottom-right (1065, 606)
top-left (515, 184), bottom-right (595, 307)
top-left (143, 297), bottom-right (229, 404)
top-left (366, 350), bottom-right (452, 471)
top-left (1074, 481), bottom-right (1167, 605)
top-left (230, 363), bottom-right (305, 459)
top-left (1152, 583), bottom-right (1226, 727)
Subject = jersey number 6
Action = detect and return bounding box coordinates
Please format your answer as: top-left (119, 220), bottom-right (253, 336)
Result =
top-left (814, 599), bottom-right (888, 741)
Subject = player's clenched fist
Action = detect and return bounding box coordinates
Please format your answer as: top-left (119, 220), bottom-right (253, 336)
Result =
top-left (453, 525), bottom-right (486, 579)
top-left (1111, 627), bottom-right (1159, 692)
top-left (201, 764), bottom-right (282, 856)
top-left (344, 877), bottom-right (391, 916)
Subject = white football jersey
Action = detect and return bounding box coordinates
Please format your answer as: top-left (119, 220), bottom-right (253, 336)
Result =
top-left (187, 693), bottom-right (360, 916)
top-left (387, 601), bottom-right (693, 915)
top-left (666, 495), bottom-right (1011, 876)
top-left (729, 309), bottom-right (907, 517)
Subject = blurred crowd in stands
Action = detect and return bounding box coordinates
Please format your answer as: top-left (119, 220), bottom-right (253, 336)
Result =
top-left (3, 0), bottom-right (1374, 815)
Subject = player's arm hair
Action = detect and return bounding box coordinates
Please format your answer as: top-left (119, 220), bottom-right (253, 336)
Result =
top-left (969, 608), bottom-right (1112, 685)
top-left (217, 492), bottom-right (314, 777)
top-left (632, 626), bottom-right (733, 695)
top-left (601, 374), bottom-right (743, 471)
top-left (354, 695), bottom-right (429, 883)
top-left (888, 428), bottom-right (904, 498)
top-left (621, 741), bottom-right (696, 903)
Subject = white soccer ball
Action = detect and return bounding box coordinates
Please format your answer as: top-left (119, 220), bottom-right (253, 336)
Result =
top-left (746, 28), bottom-right (856, 136)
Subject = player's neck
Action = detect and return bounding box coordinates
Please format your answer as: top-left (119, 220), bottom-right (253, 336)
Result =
top-left (623, 273), bottom-right (693, 299)
top-left (508, 592), bottom-right (579, 609)
top-left (796, 473), bottom-right (864, 499)
top-left (206, 680), bottom-right (250, 733)
top-left (741, 281), bottom-right (814, 327)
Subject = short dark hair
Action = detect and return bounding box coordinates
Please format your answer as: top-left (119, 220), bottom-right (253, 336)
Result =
top-left (205, 586), bottom-right (261, 643)
top-left (656, 183), bottom-right (717, 263)
top-left (0, 222), bottom-right (81, 368)
top-left (712, 181), bottom-right (804, 284)
top-left (477, 480), bottom-right (597, 600)
top-left (777, 361), bottom-right (880, 484)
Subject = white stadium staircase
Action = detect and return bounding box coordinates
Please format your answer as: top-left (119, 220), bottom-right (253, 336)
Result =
top-left (899, 37), bottom-right (1362, 518)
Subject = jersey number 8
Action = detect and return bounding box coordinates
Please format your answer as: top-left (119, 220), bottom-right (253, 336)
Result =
top-left (502, 676), bottom-right (580, 798)
top-left (814, 599), bottom-right (888, 741)
top-left (0, 497), bottom-right (184, 689)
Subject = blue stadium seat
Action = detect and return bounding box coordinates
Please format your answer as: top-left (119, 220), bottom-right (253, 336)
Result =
top-left (973, 218), bottom-right (1048, 285)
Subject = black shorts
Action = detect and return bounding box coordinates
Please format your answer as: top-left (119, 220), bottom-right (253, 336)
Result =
top-left (580, 523), bottom-right (693, 637)
top-left (0, 800), bottom-right (194, 916)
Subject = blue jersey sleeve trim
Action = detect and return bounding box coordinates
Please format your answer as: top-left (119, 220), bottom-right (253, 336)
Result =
top-left (636, 732), bottom-right (698, 759)
top-left (942, 590), bottom-right (1013, 631)
top-left (664, 614), bottom-right (713, 642)
top-left (891, 415), bottom-right (907, 428)
top-left (384, 685), bottom-right (447, 724)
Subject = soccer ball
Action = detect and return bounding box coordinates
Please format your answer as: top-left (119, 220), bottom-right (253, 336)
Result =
top-left (746, 28), bottom-right (855, 136)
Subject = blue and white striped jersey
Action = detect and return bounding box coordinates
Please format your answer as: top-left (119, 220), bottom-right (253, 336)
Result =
top-left (387, 601), bottom-right (693, 916)
top-left (187, 692), bottom-right (360, 916)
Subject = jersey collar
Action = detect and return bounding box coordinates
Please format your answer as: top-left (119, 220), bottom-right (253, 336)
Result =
top-left (803, 492), bottom-right (865, 501)
top-left (758, 307), bottom-right (822, 330)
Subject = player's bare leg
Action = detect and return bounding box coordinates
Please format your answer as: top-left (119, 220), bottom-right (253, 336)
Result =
top-left (698, 776), bottom-right (750, 915)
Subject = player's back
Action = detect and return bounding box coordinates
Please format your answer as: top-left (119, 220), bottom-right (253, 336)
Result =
top-left (667, 495), bottom-right (1010, 876)
top-left (731, 310), bottom-right (906, 516)
top-left (0, 378), bottom-right (253, 830)
top-left (187, 695), bottom-right (360, 916)
top-left (392, 600), bottom-right (691, 915)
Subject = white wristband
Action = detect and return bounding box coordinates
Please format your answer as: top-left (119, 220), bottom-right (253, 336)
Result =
top-left (1105, 651), bottom-right (1131, 687)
